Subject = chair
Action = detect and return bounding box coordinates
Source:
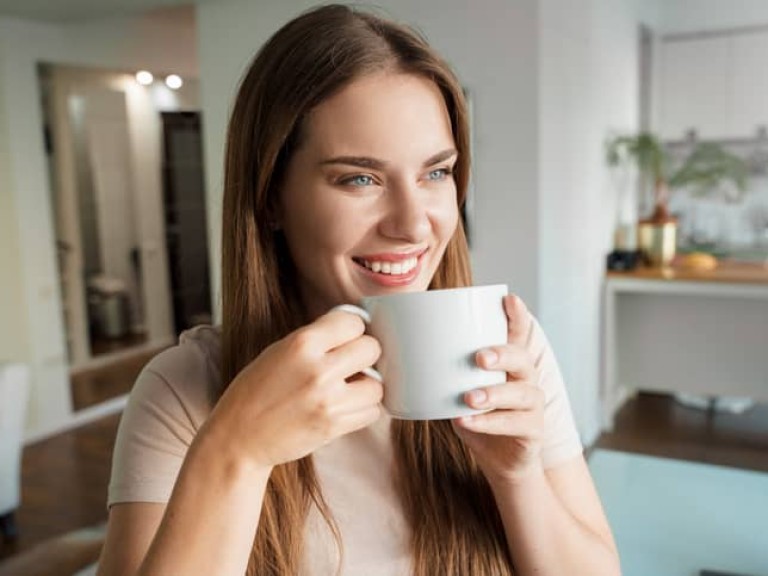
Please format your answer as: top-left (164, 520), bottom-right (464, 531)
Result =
top-left (0, 363), bottom-right (29, 541)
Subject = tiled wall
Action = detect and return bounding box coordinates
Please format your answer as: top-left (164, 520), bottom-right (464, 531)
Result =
top-left (668, 179), bottom-right (768, 249)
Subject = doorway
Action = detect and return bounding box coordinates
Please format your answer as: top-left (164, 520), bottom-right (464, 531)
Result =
top-left (39, 63), bottom-right (211, 410)
top-left (161, 111), bottom-right (212, 334)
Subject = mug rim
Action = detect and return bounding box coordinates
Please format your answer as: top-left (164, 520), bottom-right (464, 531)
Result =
top-left (360, 283), bottom-right (508, 306)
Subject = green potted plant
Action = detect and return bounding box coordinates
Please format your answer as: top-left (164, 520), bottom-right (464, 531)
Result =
top-left (606, 132), bottom-right (748, 266)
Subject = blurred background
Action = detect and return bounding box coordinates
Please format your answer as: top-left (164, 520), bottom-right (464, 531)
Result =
top-left (0, 1), bottom-right (766, 575)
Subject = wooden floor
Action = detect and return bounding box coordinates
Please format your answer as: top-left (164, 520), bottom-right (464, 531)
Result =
top-left (596, 392), bottom-right (768, 473)
top-left (1, 390), bottom-right (767, 567)
top-left (0, 413), bottom-right (119, 566)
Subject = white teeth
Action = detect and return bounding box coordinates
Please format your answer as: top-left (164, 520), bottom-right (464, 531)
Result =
top-left (362, 257), bottom-right (419, 275)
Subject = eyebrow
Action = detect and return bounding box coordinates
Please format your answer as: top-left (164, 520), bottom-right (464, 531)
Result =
top-left (319, 148), bottom-right (458, 171)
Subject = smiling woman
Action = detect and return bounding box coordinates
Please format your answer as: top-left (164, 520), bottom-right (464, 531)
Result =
top-left (96, 5), bottom-right (619, 576)
top-left (278, 72), bottom-right (460, 314)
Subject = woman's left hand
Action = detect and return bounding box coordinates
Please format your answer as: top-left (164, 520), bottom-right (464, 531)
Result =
top-left (453, 294), bottom-right (545, 486)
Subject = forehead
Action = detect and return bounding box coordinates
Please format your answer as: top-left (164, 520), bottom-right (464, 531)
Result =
top-left (299, 72), bottom-right (455, 159)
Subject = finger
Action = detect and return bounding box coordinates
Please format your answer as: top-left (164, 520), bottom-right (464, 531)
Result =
top-left (337, 404), bottom-right (383, 436)
top-left (325, 334), bottom-right (382, 380)
top-left (504, 294), bottom-right (533, 347)
top-left (298, 308), bottom-right (368, 352)
top-left (337, 376), bottom-right (384, 415)
top-left (475, 343), bottom-right (535, 380)
top-left (454, 409), bottom-right (542, 437)
top-left (464, 381), bottom-right (543, 411)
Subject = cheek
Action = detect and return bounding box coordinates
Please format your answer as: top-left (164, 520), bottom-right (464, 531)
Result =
top-left (284, 197), bottom-right (367, 260)
top-left (432, 196), bottom-right (460, 242)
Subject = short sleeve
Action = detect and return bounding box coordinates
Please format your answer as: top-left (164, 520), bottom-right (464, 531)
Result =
top-left (527, 315), bottom-right (583, 468)
top-left (107, 327), bottom-right (221, 508)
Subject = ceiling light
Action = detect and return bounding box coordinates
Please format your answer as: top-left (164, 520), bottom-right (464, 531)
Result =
top-left (135, 70), bottom-right (154, 86)
top-left (165, 74), bottom-right (183, 90)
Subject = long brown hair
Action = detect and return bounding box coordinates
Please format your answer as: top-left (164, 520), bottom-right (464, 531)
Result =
top-left (221, 5), bottom-right (513, 575)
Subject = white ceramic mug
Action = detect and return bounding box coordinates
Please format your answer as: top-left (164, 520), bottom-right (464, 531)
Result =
top-left (334, 284), bottom-right (509, 420)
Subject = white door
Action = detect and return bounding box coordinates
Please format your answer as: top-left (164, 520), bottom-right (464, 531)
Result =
top-left (48, 68), bottom-right (91, 367)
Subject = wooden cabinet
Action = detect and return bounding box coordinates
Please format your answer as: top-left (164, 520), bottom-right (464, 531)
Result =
top-left (658, 29), bottom-right (768, 141)
top-left (601, 264), bottom-right (768, 430)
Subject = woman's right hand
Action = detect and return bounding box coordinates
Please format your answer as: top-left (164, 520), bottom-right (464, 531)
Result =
top-left (199, 309), bottom-right (384, 471)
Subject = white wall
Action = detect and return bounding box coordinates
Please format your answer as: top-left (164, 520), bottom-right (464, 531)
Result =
top-left (0, 17), bottom-right (73, 438)
top-left (659, 0), bottom-right (768, 34)
top-left (538, 0), bottom-right (662, 444)
top-left (0, 8), bottom-right (198, 439)
top-left (0, 41), bottom-right (30, 365)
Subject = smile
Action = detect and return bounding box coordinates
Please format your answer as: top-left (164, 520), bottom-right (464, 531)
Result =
top-left (352, 249), bottom-right (427, 286)
top-left (360, 257), bottom-right (418, 275)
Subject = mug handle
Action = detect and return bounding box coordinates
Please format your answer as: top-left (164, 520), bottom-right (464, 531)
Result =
top-left (331, 304), bottom-right (383, 383)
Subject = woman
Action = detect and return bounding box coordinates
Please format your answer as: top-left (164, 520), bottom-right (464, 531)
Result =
top-left (97, 5), bottom-right (620, 576)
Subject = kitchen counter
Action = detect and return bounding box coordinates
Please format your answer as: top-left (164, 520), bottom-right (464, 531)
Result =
top-left (607, 260), bottom-right (768, 285)
top-left (601, 260), bottom-right (768, 430)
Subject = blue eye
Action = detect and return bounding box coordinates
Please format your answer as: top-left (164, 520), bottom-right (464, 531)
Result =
top-left (427, 168), bottom-right (451, 181)
top-left (341, 174), bottom-right (376, 187)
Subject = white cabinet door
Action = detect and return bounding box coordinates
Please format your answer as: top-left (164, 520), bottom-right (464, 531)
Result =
top-left (729, 31), bottom-right (768, 137)
top-left (659, 36), bottom-right (730, 141)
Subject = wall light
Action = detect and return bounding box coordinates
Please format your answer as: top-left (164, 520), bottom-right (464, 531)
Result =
top-left (135, 70), bottom-right (154, 86)
top-left (165, 74), bottom-right (183, 90)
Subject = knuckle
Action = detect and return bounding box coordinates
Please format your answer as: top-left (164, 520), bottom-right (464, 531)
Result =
top-left (498, 343), bottom-right (520, 365)
top-left (520, 386), bottom-right (536, 408)
top-left (299, 367), bottom-right (328, 402)
top-left (308, 390), bottom-right (334, 420)
top-left (289, 328), bottom-right (317, 356)
top-left (333, 310), bottom-right (366, 334)
top-left (350, 314), bottom-right (367, 334)
top-left (311, 417), bottom-right (335, 442)
top-left (362, 335), bottom-right (382, 360)
top-left (303, 370), bottom-right (328, 396)
top-left (484, 385), bottom-right (498, 404)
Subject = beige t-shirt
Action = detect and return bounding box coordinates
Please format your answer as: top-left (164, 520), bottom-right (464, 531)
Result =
top-left (108, 318), bottom-right (582, 575)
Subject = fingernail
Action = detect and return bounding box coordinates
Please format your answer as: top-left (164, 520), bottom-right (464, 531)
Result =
top-left (468, 389), bottom-right (487, 406)
top-left (479, 349), bottom-right (498, 366)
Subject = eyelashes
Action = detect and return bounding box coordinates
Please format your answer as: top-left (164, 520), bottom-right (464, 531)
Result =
top-left (336, 166), bottom-right (454, 188)
top-left (338, 174), bottom-right (377, 187)
top-left (426, 167), bottom-right (452, 181)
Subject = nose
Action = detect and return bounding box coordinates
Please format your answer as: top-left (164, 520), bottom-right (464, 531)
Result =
top-left (377, 181), bottom-right (431, 243)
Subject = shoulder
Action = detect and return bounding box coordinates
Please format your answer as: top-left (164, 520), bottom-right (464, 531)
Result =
top-left (109, 326), bottom-right (223, 506)
top-left (149, 324), bottom-right (222, 384)
top-left (132, 324), bottom-right (223, 429)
